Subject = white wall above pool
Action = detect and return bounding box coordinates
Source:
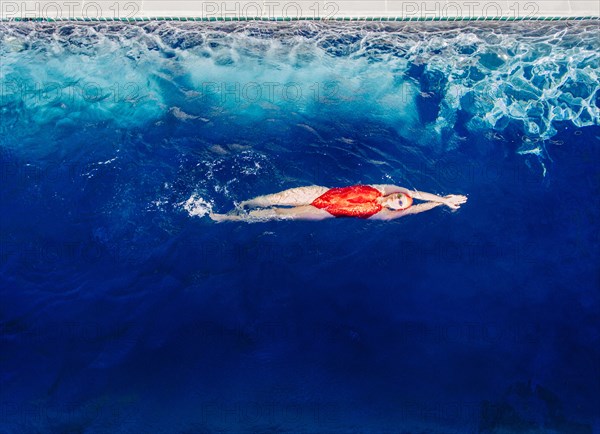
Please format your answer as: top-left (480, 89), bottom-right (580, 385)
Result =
top-left (1, 1), bottom-right (599, 20)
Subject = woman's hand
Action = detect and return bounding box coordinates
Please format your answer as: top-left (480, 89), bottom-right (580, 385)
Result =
top-left (443, 194), bottom-right (468, 210)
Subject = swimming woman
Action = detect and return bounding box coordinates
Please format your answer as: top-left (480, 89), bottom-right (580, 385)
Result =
top-left (209, 184), bottom-right (467, 222)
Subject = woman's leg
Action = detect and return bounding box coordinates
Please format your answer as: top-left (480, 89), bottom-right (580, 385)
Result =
top-left (238, 186), bottom-right (329, 209)
top-left (210, 205), bottom-right (332, 222)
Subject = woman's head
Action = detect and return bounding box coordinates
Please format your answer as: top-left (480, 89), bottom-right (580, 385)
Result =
top-left (382, 192), bottom-right (413, 211)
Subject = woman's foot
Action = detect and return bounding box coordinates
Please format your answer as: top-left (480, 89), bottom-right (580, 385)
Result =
top-left (209, 212), bottom-right (240, 222)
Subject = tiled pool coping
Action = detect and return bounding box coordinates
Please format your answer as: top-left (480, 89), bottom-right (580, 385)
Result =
top-left (0, 1), bottom-right (598, 22)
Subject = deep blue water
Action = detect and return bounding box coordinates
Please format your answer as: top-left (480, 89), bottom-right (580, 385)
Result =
top-left (1, 21), bottom-right (599, 433)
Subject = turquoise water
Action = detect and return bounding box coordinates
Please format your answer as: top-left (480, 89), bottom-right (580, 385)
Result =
top-left (1, 21), bottom-right (599, 433)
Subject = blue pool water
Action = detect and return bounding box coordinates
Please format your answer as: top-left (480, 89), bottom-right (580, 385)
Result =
top-left (1, 21), bottom-right (599, 433)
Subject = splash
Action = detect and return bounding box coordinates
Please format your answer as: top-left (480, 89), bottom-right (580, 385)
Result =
top-left (180, 193), bottom-right (213, 218)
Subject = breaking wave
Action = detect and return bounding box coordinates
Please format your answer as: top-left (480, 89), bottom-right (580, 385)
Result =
top-left (1, 20), bottom-right (598, 151)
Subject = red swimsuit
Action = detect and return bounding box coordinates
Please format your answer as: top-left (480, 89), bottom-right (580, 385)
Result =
top-left (311, 185), bottom-right (383, 218)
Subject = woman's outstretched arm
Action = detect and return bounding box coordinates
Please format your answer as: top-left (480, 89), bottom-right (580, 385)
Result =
top-left (371, 184), bottom-right (466, 207)
top-left (369, 202), bottom-right (444, 221)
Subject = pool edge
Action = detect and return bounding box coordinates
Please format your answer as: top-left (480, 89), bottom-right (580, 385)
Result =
top-left (1, 15), bottom-right (599, 22)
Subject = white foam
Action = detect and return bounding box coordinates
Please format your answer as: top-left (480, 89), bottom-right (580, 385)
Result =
top-left (180, 194), bottom-right (213, 218)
